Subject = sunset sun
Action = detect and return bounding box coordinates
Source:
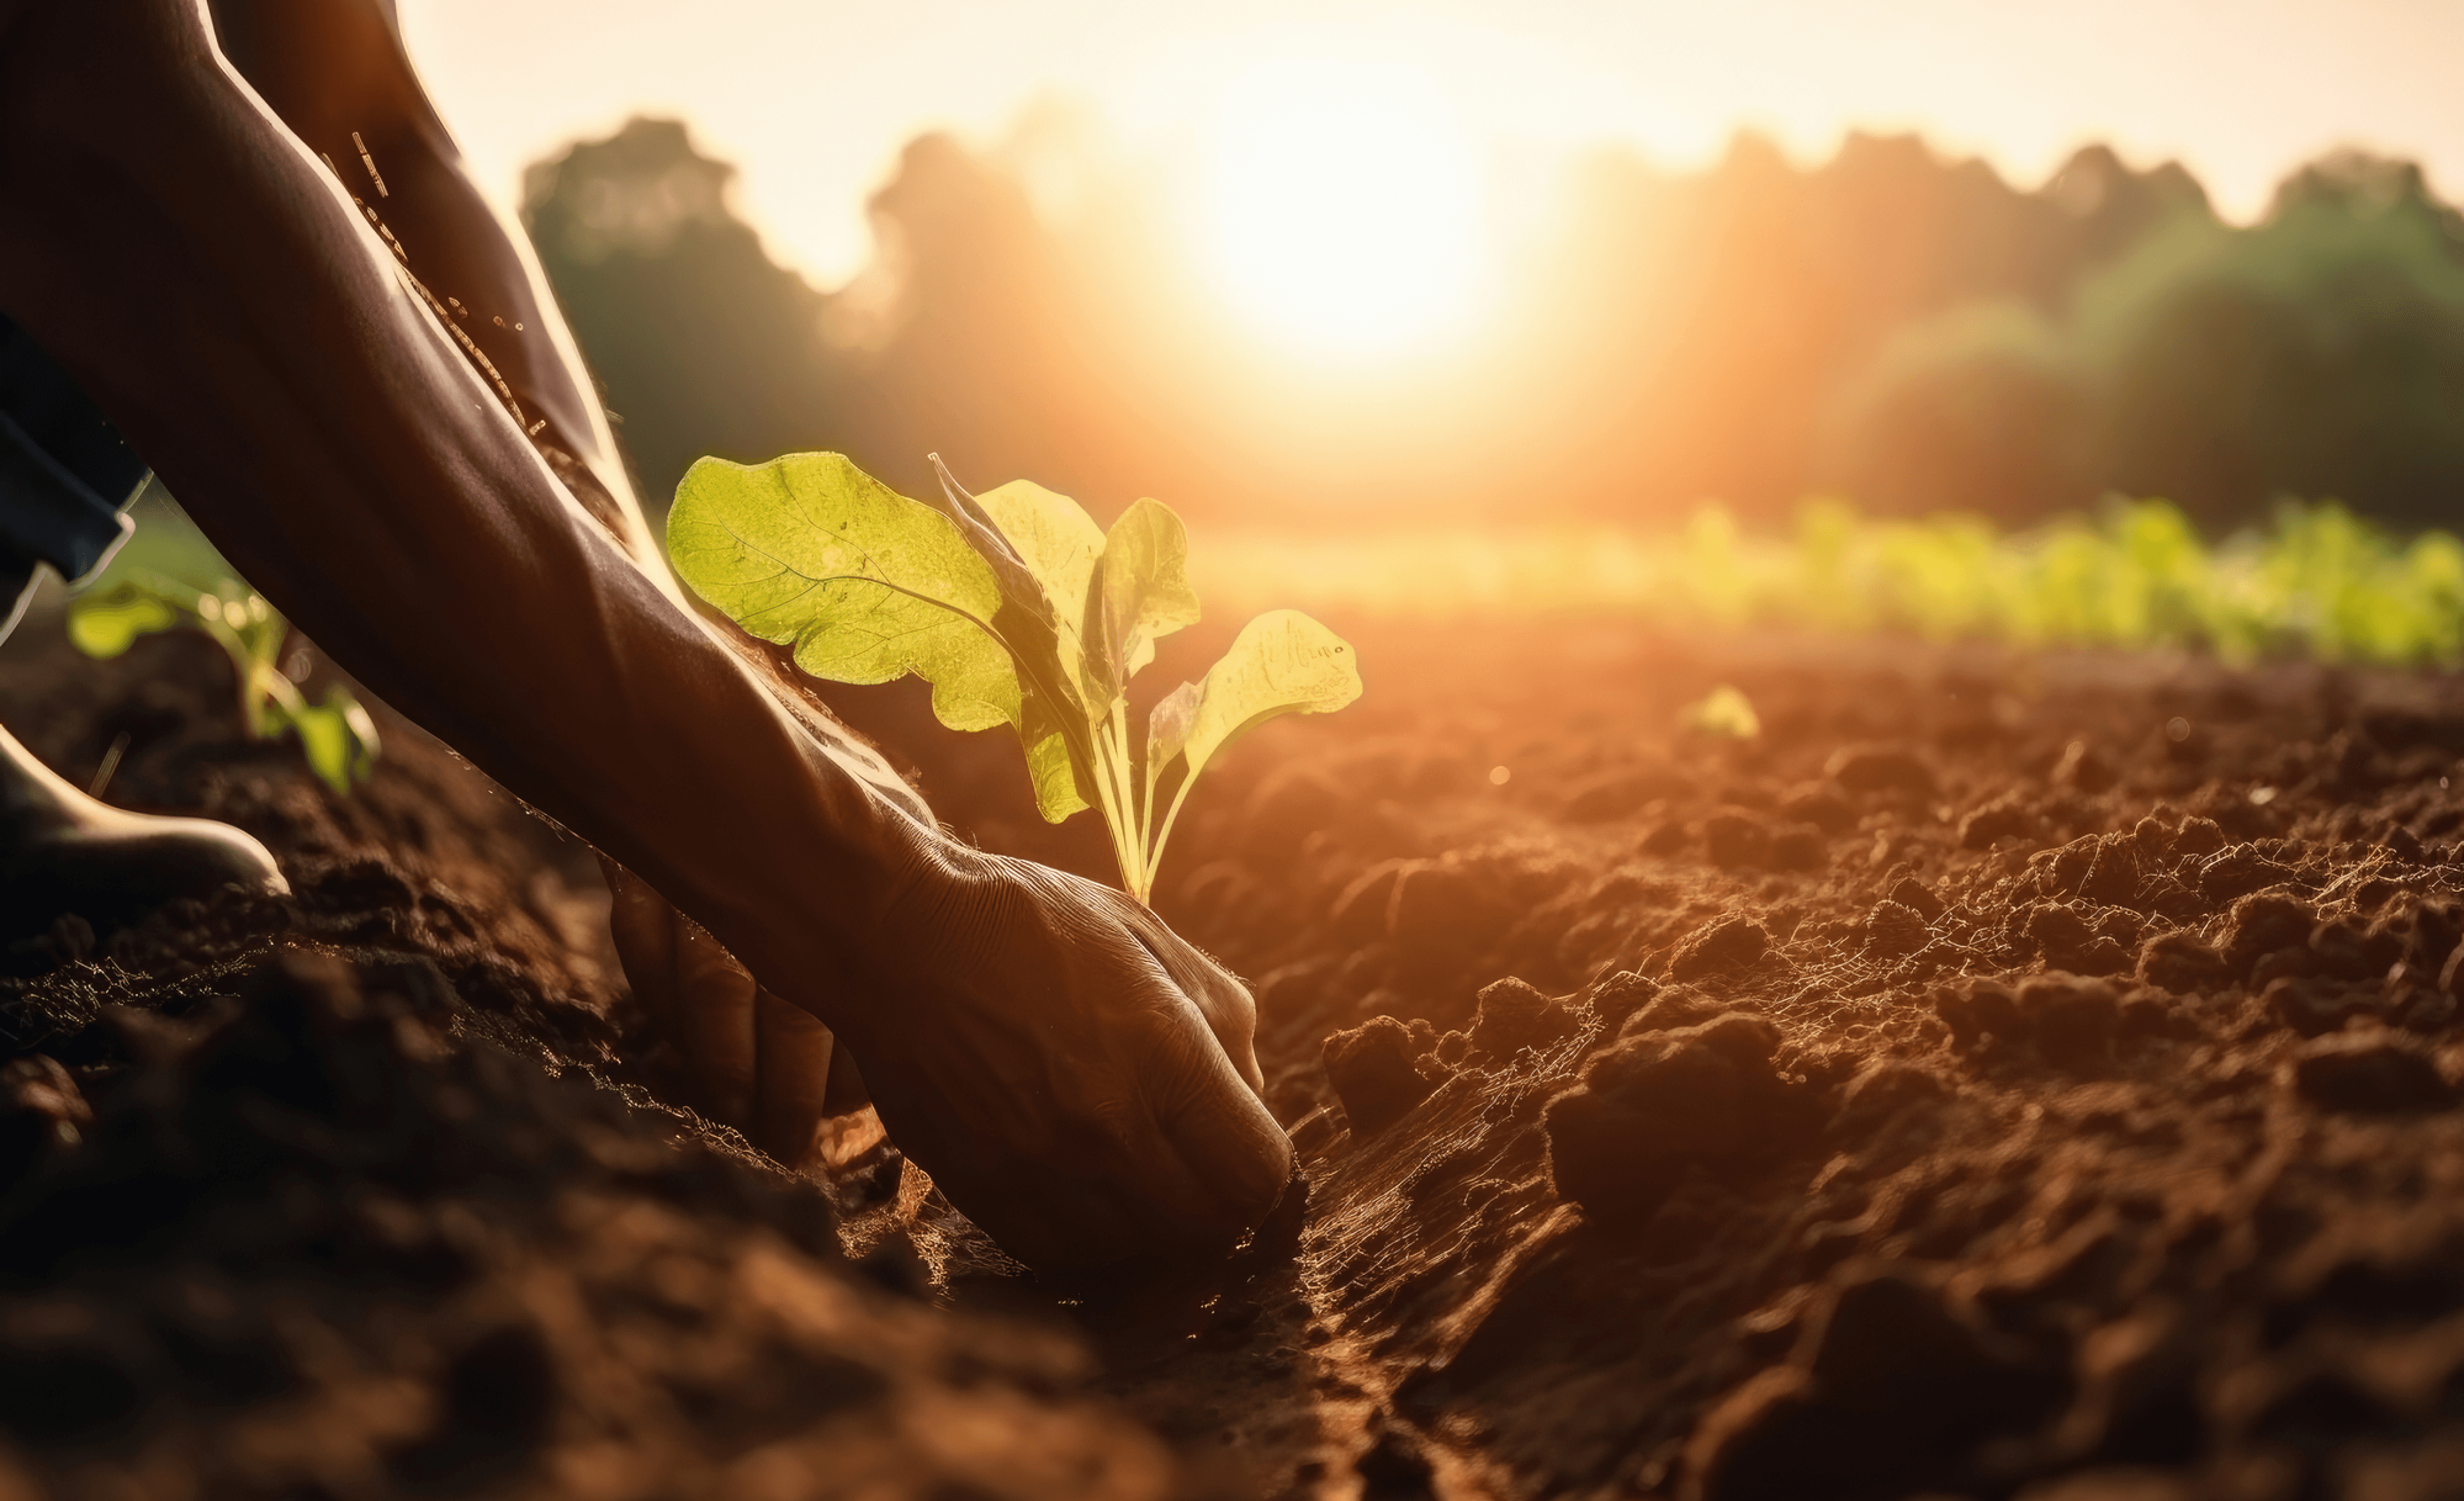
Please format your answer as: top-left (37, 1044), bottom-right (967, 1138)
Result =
top-left (1205, 58), bottom-right (1485, 355)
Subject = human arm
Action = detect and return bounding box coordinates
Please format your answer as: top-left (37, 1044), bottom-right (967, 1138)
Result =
top-left (201, 0), bottom-right (657, 567)
top-left (195, 0), bottom-right (885, 1163)
top-left (0, 0), bottom-right (1290, 1264)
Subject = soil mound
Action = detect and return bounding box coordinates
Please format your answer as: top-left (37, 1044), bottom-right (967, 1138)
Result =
top-left (8, 620), bottom-right (2464, 1499)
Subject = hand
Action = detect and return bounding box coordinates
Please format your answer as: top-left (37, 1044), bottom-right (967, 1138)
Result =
top-left (603, 856), bottom-right (864, 1168)
top-left (830, 848), bottom-right (1294, 1271)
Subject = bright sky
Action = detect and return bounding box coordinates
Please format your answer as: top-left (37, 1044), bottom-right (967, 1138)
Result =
top-left (405, 0), bottom-right (2464, 289)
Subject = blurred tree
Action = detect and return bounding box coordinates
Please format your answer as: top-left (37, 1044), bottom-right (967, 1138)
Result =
top-left (2073, 150), bottom-right (2464, 531)
top-left (1821, 149), bottom-right (2464, 530)
top-left (1811, 144), bottom-right (2212, 520)
top-left (1823, 302), bottom-right (2086, 519)
top-left (1506, 133), bottom-right (2213, 524)
top-left (522, 119), bottom-right (839, 516)
top-left (834, 132), bottom-right (1109, 501)
top-left (522, 118), bottom-right (2464, 539)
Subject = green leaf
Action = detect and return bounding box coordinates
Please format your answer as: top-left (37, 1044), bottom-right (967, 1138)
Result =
top-left (923, 456), bottom-right (1102, 807)
top-left (1137, 612), bottom-right (1358, 895)
top-left (215, 591), bottom-right (287, 673)
top-left (66, 567), bottom-right (380, 795)
top-left (1681, 684), bottom-right (1761, 739)
top-left (286, 699), bottom-right (350, 793)
top-left (1022, 730), bottom-right (1088, 823)
top-left (669, 449), bottom-right (1365, 898)
top-left (667, 453), bottom-right (1024, 733)
top-left (923, 457), bottom-right (1065, 637)
top-left (1145, 678), bottom-right (1202, 775)
top-left (1088, 499), bottom-right (1201, 711)
top-left (1174, 610), bottom-right (1362, 783)
top-left (66, 581), bottom-right (187, 659)
top-left (275, 689), bottom-right (380, 796)
top-left (973, 479), bottom-right (1104, 670)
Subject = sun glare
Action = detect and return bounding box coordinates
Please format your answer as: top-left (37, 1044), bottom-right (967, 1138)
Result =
top-left (1206, 59), bottom-right (1485, 356)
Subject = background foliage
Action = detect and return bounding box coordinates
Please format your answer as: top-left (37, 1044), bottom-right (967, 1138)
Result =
top-left (523, 121), bottom-right (2464, 536)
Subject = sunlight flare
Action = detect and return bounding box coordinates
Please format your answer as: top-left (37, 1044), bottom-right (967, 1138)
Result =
top-left (1205, 58), bottom-right (1486, 355)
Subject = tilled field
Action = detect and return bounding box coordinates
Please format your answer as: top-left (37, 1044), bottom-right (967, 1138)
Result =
top-left (4, 616), bottom-right (2463, 1501)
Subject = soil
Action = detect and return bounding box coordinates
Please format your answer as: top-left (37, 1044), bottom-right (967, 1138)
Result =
top-left (4, 610), bottom-right (2464, 1501)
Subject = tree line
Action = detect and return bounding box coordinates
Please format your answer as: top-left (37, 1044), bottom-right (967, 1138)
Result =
top-left (522, 117), bottom-right (2464, 534)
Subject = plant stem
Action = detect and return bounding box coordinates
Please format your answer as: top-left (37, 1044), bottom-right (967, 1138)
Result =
top-left (1145, 769), bottom-right (1199, 895)
top-left (203, 620), bottom-right (266, 739)
top-left (1089, 718), bottom-right (1147, 904)
top-left (1139, 746), bottom-right (1159, 886)
top-left (1108, 699), bottom-right (1145, 897)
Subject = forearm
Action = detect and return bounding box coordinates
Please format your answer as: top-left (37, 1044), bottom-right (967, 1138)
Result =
top-left (201, 0), bottom-right (657, 568)
top-left (0, 0), bottom-right (934, 999)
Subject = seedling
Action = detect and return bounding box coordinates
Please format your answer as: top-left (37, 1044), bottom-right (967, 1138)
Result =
top-left (67, 572), bottom-right (381, 795)
top-left (1682, 685), bottom-right (1761, 739)
top-left (667, 451), bottom-right (1362, 904)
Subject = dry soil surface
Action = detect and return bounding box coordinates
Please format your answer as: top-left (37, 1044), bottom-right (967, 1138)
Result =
top-left (6, 617), bottom-right (2464, 1501)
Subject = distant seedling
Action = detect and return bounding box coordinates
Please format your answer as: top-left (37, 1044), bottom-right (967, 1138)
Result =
top-left (68, 574), bottom-right (381, 795)
top-left (668, 451), bottom-right (1362, 904)
top-left (1682, 685), bottom-right (1761, 739)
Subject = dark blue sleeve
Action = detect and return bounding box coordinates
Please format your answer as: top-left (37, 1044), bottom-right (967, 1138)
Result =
top-left (0, 313), bottom-right (146, 591)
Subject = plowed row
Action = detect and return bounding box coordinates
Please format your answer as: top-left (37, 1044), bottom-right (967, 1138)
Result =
top-left (5, 620), bottom-right (2463, 1501)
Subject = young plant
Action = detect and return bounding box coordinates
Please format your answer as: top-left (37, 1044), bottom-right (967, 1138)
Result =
top-left (667, 451), bottom-right (1362, 904)
top-left (67, 572), bottom-right (381, 795)
top-left (1681, 684), bottom-right (1761, 739)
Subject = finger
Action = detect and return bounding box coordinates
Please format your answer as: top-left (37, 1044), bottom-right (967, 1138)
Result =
top-left (862, 1036), bottom-right (1219, 1269)
top-left (1074, 1086), bottom-right (1234, 1248)
top-left (601, 856), bottom-right (682, 1038)
top-left (673, 917), bottom-right (760, 1129)
top-left (1062, 910), bottom-right (1281, 1253)
top-left (823, 1043), bottom-right (871, 1116)
top-left (1152, 1033), bottom-right (1296, 1245)
top-left (1202, 975), bottom-right (1269, 1097)
top-left (752, 988), bottom-right (835, 1167)
top-left (1124, 911), bottom-right (1269, 1097)
top-left (1044, 1015), bottom-right (1292, 1256)
top-left (922, 1150), bottom-right (1165, 1271)
top-left (1170, 960), bottom-right (1268, 1097)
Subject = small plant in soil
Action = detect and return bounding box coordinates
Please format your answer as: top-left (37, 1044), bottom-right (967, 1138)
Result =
top-left (1681, 683), bottom-right (1761, 739)
top-left (68, 572), bottom-right (381, 794)
top-left (667, 450), bottom-right (1362, 904)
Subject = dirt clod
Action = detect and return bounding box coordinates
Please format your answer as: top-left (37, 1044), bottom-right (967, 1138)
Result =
top-left (1962, 793), bottom-right (2035, 848)
top-left (1863, 900), bottom-right (1933, 959)
top-left (1704, 810), bottom-right (1770, 870)
top-left (1469, 977), bottom-right (1579, 1058)
top-left (2202, 845), bottom-right (2298, 904)
top-left (2266, 975), bottom-right (2367, 1036)
top-left (1322, 1016), bottom-right (1439, 1134)
top-left (2017, 972), bottom-right (2121, 1065)
top-left (1670, 914), bottom-right (1773, 981)
top-left (2053, 738), bottom-right (2119, 794)
top-left (1887, 875), bottom-right (1947, 921)
top-left (1688, 1273), bottom-right (2062, 1501)
top-left (1588, 969), bottom-right (1661, 1026)
top-left (1544, 1012), bottom-right (1804, 1222)
top-left (1823, 742), bottom-right (1937, 798)
top-left (2221, 889), bottom-right (2317, 976)
top-left (1833, 1059), bottom-right (1949, 1135)
top-left (2290, 1033), bottom-right (2455, 1113)
top-left (2137, 931), bottom-right (2227, 993)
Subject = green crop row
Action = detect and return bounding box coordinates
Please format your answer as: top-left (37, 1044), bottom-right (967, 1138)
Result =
top-left (1195, 499), bottom-right (2464, 666)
